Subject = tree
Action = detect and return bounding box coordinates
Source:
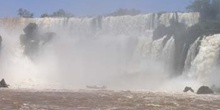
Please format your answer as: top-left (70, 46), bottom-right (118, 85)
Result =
top-left (186, 0), bottom-right (220, 21)
top-left (41, 9), bottom-right (74, 18)
top-left (50, 9), bottom-right (74, 17)
top-left (41, 13), bottom-right (50, 18)
top-left (107, 8), bottom-right (141, 16)
top-left (17, 8), bottom-right (34, 18)
top-left (186, 0), bottom-right (209, 12)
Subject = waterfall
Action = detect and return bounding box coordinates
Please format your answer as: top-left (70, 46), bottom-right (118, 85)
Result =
top-left (0, 13), bottom-right (200, 90)
top-left (184, 37), bottom-right (201, 72)
top-left (150, 36), bottom-right (166, 59)
top-left (188, 34), bottom-right (220, 86)
top-left (161, 37), bottom-right (175, 71)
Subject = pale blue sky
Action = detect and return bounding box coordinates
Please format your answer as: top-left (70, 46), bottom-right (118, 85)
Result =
top-left (0, 0), bottom-right (193, 17)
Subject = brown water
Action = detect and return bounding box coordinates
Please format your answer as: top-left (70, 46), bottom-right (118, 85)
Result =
top-left (0, 89), bottom-right (219, 110)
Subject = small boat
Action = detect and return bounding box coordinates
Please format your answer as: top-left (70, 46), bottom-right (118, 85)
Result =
top-left (86, 85), bottom-right (107, 90)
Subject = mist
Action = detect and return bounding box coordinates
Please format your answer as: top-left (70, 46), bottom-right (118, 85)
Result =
top-left (0, 13), bottom-right (209, 91)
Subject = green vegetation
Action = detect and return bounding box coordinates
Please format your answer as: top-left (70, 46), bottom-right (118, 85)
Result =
top-left (40, 13), bottom-right (50, 18)
top-left (107, 8), bottom-right (141, 16)
top-left (187, 0), bottom-right (220, 21)
top-left (41, 9), bottom-right (74, 18)
top-left (17, 8), bottom-right (74, 18)
top-left (17, 8), bottom-right (34, 18)
top-left (185, 0), bottom-right (220, 38)
top-left (185, 0), bottom-right (220, 43)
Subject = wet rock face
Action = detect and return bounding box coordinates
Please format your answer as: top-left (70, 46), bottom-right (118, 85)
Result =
top-left (197, 86), bottom-right (214, 94)
top-left (23, 23), bottom-right (38, 36)
top-left (183, 86), bottom-right (194, 93)
top-left (20, 23), bottom-right (40, 57)
top-left (20, 23), bottom-right (55, 57)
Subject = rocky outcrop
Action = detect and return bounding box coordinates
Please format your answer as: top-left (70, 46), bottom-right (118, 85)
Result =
top-left (20, 23), bottom-right (55, 57)
top-left (183, 86), bottom-right (194, 93)
top-left (0, 79), bottom-right (9, 88)
top-left (197, 86), bottom-right (214, 94)
top-left (20, 23), bottom-right (40, 56)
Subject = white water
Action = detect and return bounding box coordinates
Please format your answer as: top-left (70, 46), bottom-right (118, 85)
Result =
top-left (151, 36), bottom-right (166, 59)
top-left (184, 37), bottom-right (201, 72)
top-left (161, 37), bottom-right (175, 71)
top-left (188, 34), bottom-right (220, 87)
top-left (0, 13), bottom-right (206, 91)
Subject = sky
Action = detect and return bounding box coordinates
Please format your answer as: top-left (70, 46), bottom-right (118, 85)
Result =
top-left (0, 0), bottom-right (193, 18)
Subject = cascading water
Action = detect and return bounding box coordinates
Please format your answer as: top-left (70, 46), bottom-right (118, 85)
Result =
top-left (161, 37), bottom-right (175, 71)
top-left (0, 12), bottom-right (203, 90)
top-left (184, 37), bottom-right (201, 72)
top-left (188, 34), bottom-right (220, 87)
top-left (151, 36), bottom-right (166, 59)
